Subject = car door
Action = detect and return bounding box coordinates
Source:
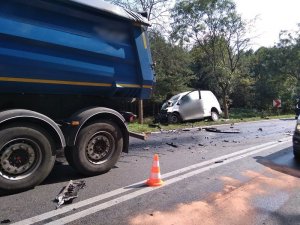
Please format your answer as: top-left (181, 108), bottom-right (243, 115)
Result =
top-left (178, 91), bottom-right (204, 120)
top-left (201, 91), bottom-right (211, 117)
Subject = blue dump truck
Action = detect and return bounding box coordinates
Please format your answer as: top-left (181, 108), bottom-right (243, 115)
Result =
top-left (0, 0), bottom-right (154, 191)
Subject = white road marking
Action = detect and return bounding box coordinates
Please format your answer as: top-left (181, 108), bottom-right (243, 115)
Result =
top-left (11, 138), bottom-right (291, 225)
top-left (45, 139), bottom-right (291, 225)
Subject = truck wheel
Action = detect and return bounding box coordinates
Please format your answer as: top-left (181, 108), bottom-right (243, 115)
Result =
top-left (72, 120), bottom-right (123, 176)
top-left (168, 113), bottom-right (181, 124)
top-left (0, 123), bottom-right (55, 191)
top-left (210, 111), bottom-right (219, 121)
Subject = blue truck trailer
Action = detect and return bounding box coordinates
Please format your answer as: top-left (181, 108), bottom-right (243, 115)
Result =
top-left (0, 0), bottom-right (155, 191)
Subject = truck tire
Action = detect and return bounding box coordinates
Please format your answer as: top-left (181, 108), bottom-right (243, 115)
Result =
top-left (0, 123), bottom-right (55, 191)
top-left (72, 120), bottom-right (123, 176)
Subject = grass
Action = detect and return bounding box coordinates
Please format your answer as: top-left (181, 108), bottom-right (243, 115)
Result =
top-left (128, 111), bottom-right (295, 133)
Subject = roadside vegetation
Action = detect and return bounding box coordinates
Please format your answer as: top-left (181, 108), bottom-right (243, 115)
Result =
top-left (108, 0), bottom-right (300, 120)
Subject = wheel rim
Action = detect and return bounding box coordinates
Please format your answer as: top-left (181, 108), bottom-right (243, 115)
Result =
top-left (85, 131), bottom-right (115, 165)
top-left (0, 138), bottom-right (42, 180)
top-left (212, 112), bottom-right (218, 121)
top-left (170, 115), bottom-right (178, 123)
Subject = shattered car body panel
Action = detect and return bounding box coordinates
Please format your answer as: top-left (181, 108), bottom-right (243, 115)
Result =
top-left (55, 180), bottom-right (86, 208)
top-left (160, 90), bottom-right (222, 123)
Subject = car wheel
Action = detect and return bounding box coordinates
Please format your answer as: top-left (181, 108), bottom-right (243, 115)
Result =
top-left (72, 120), bottom-right (123, 176)
top-left (168, 113), bottom-right (181, 124)
top-left (0, 123), bottom-right (56, 191)
top-left (211, 111), bottom-right (219, 121)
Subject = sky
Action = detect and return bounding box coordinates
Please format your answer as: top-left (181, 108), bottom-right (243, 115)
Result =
top-left (234, 0), bottom-right (300, 49)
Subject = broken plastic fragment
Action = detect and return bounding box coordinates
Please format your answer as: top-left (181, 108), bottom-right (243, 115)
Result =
top-left (55, 180), bottom-right (86, 209)
top-left (166, 143), bottom-right (178, 148)
top-left (204, 127), bottom-right (240, 134)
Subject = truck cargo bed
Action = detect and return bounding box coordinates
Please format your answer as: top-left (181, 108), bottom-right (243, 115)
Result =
top-left (0, 0), bottom-right (154, 99)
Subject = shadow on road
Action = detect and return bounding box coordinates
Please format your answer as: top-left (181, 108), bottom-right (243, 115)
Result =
top-left (254, 147), bottom-right (300, 178)
top-left (257, 207), bottom-right (300, 224)
top-left (41, 164), bottom-right (85, 185)
top-left (0, 162), bottom-right (121, 197)
top-left (0, 163), bottom-right (84, 197)
top-left (279, 118), bottom-right (296, 121)
top-left (124, 183), bottom-right (147, 189)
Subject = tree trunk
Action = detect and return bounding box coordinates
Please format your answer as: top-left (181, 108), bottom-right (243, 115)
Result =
top-left (222, 93), bottom-right (229, 119)
top-left (138, 99), bottom-right (144, 124)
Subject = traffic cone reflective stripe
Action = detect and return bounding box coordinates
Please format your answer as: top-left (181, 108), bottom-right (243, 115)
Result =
top-left (151, 167), bottom-right (160, 173)
top-left (152, 160), bottom-right (159, 167)
top-left (146, 154), bottom-right (164, 187)
top-left (149, 169), bottom-right (161, 178)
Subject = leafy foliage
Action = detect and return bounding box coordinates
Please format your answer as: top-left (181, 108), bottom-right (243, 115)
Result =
top-left (106, 0), bottom-right (172, 30)
top-left (171, 0), bottom-right (250, 118)
top-left (106, 0), bottom-right (299, 116)
top-left (150, 31), bottom-right (194, 102)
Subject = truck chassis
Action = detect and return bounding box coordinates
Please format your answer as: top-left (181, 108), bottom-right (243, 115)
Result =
top-left (0, 106), bottom-right (129, 191)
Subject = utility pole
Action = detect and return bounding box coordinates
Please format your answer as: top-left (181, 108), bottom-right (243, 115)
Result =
top-left (138, 99), bottom-right (143, 124)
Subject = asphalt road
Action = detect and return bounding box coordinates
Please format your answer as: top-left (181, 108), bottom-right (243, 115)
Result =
top-left (1, 118), bottom-right (300, 225)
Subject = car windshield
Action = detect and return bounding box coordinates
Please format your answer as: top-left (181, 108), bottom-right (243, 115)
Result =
top-left (161, 94), bottom-right (182, 110)
top-left (169, 94), bottom-right (181, 102)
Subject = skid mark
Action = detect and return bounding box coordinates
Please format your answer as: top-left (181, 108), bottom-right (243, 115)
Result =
top-left (129, 169), bottom-right (300, 225)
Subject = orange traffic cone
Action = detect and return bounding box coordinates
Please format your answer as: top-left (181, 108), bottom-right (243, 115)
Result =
top-left (146, 154), bottom-right (164, 187)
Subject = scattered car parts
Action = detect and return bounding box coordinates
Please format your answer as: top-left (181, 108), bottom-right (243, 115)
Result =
top-left (55, 180), bottom-right (86, 209)
top-left (204, 127), bottom-right (241, 134)
top-left (166, 143), bottom-right (178, 148)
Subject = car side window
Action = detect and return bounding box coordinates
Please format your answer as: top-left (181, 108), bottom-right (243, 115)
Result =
top-left (181, 95), bottom-right (192, 105)
top-left (189, 91), bottom-right (200, 101)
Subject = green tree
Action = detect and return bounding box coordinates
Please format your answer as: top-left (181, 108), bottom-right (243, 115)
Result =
top-left (230, 50), bottom-right (255, 109)
top-left (171, 0), bottom-right (250, 118)
top-left (150, 31), bottom-right (194, 103)
top-left (106, 0), bottom-right (172, 30)
top-left (250, 42), bottom-right (299, 112)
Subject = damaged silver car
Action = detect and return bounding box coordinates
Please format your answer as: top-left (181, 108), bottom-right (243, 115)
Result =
top-left (160, 90), bottom-right (222, 123)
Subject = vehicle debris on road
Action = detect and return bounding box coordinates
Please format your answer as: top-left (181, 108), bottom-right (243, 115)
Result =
top-left (182, 128), bottom-right (191, 131)
top-left (166, 143), bottom-right (178, 148)
top-left (284, 132), bottom-right (293, 136)
top-left (55, 180), bottom-right (86, 209)
top-left (258, 128), bottom-right (263, 131)
top-left (204, 127), bottom-right (241, 134)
